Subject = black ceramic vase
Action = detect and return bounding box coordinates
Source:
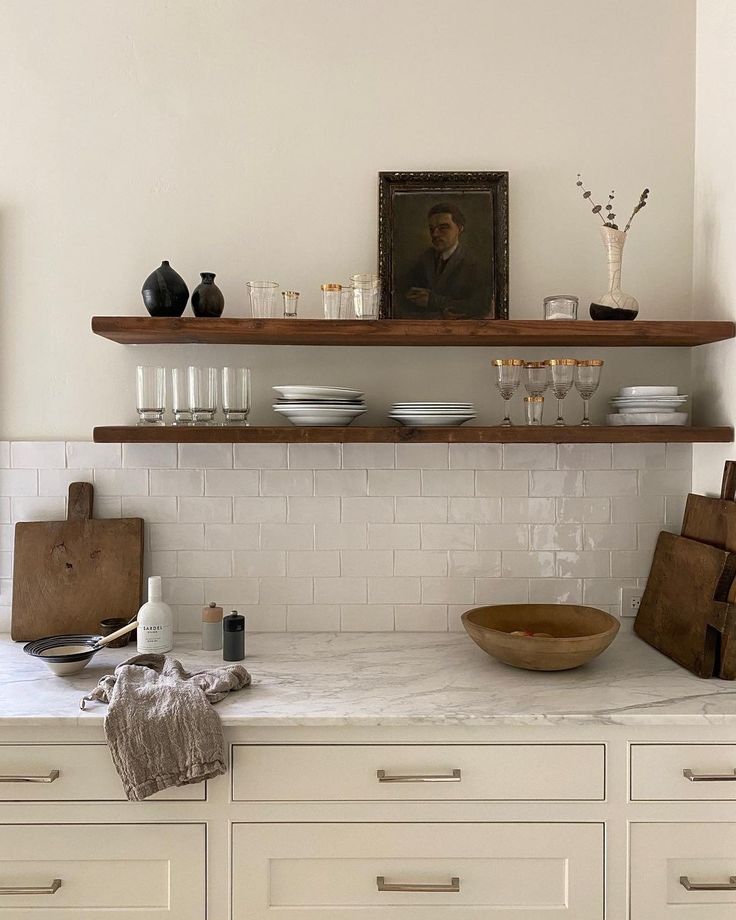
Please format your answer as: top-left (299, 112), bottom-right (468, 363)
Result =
top-left (191, 272), bottom-right (225, 318)
top-left (141, 261), bottom-right (190, 317)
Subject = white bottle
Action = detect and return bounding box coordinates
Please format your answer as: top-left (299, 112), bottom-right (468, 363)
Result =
top-left (136, 576), bottom-right (174, 654)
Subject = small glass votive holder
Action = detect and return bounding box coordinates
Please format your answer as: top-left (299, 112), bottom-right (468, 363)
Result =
top-left (247, 281), bottom-right (278, 318)
top-left (544, 294), bottom-right (578, 320)
top-left (282, 291), bottom-right (300, 317)
top-left (136, 365), bottom-right (165, 425)
top-left (222, 367), bottom-right (251, 425)
top-left (171, 367), bottom-right (192, 425)
top-left (524, 395), bottom-right (544, 426)
top-left (321, 283), bottom-right (342, 319)
top-left (351, 273), bottom-right (380, 319)
top-left (188, 366), bottom-right (218, 424)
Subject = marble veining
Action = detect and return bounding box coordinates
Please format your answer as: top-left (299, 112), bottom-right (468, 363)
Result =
top-left (1, 629), bottom-right (735, 726)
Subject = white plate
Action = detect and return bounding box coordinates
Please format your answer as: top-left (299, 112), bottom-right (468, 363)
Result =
top-left (274, 409), bottom-right (367, 427)
top-left (610, 404), bottom-right (688, 414)
top-left (606, 412), bottom-right (689, 426)
top-left (392, 403), bottom-right (474, 408)
top-left (611, 396), bottom-right (688, 403)
top-left (273, 385), bottom-right (364, 400)
top-left (389, 409), bottom-right (477, 415)
top-left (391, 414), bottom-right (476, 427)
top-left (618, 386), bottom-right (679, 397)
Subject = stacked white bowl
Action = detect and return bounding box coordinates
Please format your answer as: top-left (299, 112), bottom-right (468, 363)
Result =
top-left (273, 386), bottom-right (366, 427)
top-left (606, 386), bottom-right (689, 426)
top-left (389, 402), bottom-right (477, 428)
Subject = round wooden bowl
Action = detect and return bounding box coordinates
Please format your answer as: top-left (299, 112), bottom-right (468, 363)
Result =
top-left (461, 604), bottom-right (620, 671)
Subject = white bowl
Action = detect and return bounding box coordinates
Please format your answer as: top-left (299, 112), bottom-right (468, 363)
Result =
top-left (618, 386), bottom-right (679, 397)
top-left (273, 385), bottom-right (364, 400)
top-left (390, 413), bottom-right (476, 427)
top-left (274, 406), bottom-right (367, 426)
top-left (606, 412), bottom-right (689, 426)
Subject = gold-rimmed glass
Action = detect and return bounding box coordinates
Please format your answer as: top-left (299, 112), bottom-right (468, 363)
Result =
top-left (545, 359), bottom-right (577, 427)
top-left (491, 358), bottom-right (524, 427)
top-left (524, 395), bottom-right (544, 426)
top-left (523, 361), bottom-right (549, 397)
top-left (574, 359), bottom-right (604, 427)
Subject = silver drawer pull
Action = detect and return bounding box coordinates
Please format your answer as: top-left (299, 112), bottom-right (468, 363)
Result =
top-left (0, 879), bottom-right (62, 895)
top-left (680, 875), bottom-right (736, 891)
top-left (0, 770), bottom-right (60, 784)
top-left (683, 769), bottom-right (736, 782)
top-left (377, 876), bottom-right (460, 893)
top-left (377, 769), bottom-right (461, 783)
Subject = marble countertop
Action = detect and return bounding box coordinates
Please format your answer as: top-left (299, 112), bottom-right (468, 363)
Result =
top-left (2, 628), bottom-right (736, 727)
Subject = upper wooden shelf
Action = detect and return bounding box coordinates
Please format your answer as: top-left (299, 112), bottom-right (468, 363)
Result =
top-left (91, 317), bottom-right (736, 347)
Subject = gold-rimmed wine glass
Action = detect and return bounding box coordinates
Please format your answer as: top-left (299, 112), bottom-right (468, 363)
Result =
top-left (491, 358), bottom-right (524, 427)
top-left (545, 359), bottom-right (577, 427)
top-left (574, 359), bottom-right (604, 427)
top-left (523, 362), bottom-right (549, 397)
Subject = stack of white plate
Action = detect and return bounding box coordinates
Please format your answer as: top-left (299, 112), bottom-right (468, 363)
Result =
top-left (389, 402), bottom-right (476, 427)
top-left (273, 385), bottom-right (366, 427)
top-left (606, 386), bottom-right (689, 426)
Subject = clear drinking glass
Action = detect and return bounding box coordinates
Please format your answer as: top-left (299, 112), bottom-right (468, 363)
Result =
top-left (136, 366), bottom-right (165, 425)
top-left (543, 295), bottom-right (578, 320)
top-left (524, 395), bottom-right (544, 425)
top-left (491, 358), bottom-right (524, 427)
top-left (282, 290), bottom-right (299, 317)
top-left (171, 367), bottom-right (192, 425)
top-left (523, 361), bottom-right (549, 397)
top-left (339, 283), bottom-right (354, 318)
top-left (247, 281), bottom-right (279, 318)
top-left (321, 283), bottom-right (342, 319)
top-left (574, 359), bottom-right (604, 427)
top-left (351, 273), bottom-right (380, 319)
top-left (545, 359), bottom-right (577, 427)
top-left (222, 367), bottom-right (251, 425)
top-left (188, 366), bottom-right (218, 424)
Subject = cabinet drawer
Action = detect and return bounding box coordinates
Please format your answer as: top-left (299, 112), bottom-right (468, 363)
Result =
top-left (631, 823), bottom-right (736, 919)
top-left (233, 822), bottom-right (603, 919)
top-left (632, 745), bottom-right (736, 800)
top-left (0, 745), bottom-right (205, 800)
top-left (232, 743), bottom-right (604, 801)
top-left (0, 823), bottom-right (205, 917)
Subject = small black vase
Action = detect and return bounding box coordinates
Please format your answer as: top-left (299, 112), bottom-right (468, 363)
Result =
top-left (191, 272), bottom-right (225, 318)
top-left (141, 260), bottom-right (190, 317)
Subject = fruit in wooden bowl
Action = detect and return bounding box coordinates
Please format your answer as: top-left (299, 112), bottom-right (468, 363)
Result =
top-left (461, 603), bottom-right (620, 671)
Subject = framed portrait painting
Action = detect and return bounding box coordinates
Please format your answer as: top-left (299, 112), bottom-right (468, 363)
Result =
top-left (378, 171), bottom-right (509, 320)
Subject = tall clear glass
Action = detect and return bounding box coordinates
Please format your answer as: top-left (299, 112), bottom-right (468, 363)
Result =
top-left (222, 367), bottom-right (251, 425)
top-left (247, 281), bottom-right (278, 318)
top-left (545, 359), bottom-right (577, 427)
top-left (524, 395), bottom-right (544, 425)
top-left (136, 366), bottom-right (165, 425)
top-left (351, 273), bottom-right (380, 319)
top-left (339, 283), bottom-right (354, 318)
top-left (491, 358), bottom-right (524, 427)
top-left (574, 359), bottom-right (604, 427)
top-left (188, 366), bottom-right (218, 424)
top-left (171, 367), bottom-right (192, 425)
top-left (523, 362), bottom-right (549, 397)
top-left (321, 283), bottom-right (342, 319)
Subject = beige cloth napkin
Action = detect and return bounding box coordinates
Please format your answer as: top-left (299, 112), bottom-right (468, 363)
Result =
top-left (81, 654), bottom-right (251, 801)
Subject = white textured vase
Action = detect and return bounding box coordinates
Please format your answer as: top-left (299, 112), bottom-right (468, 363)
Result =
top-left (595, 226), bottom-right (639, 319)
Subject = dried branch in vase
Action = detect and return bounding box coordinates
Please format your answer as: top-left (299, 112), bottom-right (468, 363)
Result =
top-left (576, 175), bottom-right (649, 232)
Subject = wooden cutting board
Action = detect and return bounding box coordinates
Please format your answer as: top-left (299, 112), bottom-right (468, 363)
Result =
top-left (634, 531), bottom-right (736, 679)
top-left (11, 482), bottom-right (144, 641)
top-left (681, 460), bottom-right (736, 552)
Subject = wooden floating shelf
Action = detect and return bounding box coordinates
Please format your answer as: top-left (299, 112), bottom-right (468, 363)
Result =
top-left (94, 425), bottom-right (734, 444)
top-left (91, 317), bottom-right (736, 348)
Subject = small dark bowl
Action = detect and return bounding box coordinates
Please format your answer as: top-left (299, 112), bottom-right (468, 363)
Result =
top-left (99, 617), bottom-right (132, 648)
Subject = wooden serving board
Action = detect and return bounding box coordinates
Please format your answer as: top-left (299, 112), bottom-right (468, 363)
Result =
top-left (681, 460), bottom-right (736, 552)
top-left (11, 482), bottom-right (144, 641)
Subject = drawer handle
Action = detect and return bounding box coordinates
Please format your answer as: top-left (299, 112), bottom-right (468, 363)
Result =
top-left (680, 875), bottom-right (736, 891)
top-left (0, 879), bottom-right (62, 895)
top-left (683, 769), bottom-right (736, 782)
top-left (0, 770), bottom-right (60, 784)
top-left (377, 876), bottom-right (460, 893)
top-left (376, 769), bottom-right (461, 783)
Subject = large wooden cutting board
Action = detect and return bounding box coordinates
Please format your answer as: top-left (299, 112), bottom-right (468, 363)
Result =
top-left (681, 460), bottom-right (736, 552)
top-left (11, 482), bottom-right (144, 641)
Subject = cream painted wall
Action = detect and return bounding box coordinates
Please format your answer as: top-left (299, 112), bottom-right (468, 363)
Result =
top-left (0, 0), bottom-right (695, 438)
top-left (692, 0), bottom-right (736, 494)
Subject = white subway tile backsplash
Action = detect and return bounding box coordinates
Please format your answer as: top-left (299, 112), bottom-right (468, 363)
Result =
top-left (367, 470), bottom-right (418, 496)
top-left (233, 550), bottom-right (285, 576)
top-left (476, 470), bottom-right (528, 496)
top-left (611, 495), bottom-right (665, 523)
top-left (178, 497), bottom-right (232, 523)
top-left (368, 523), bottom-right (419, 550)
top-left (11, 441), bottom-right (65, 469)
top-left (151, 469), bottom-right (204, 496)
top-left (149, 551), bottom-right (178, 576)
top-left (557, 497), bottom-right (611, 523)
top-left (66, 441), bottom-right (121, 469)
top-left (665, 494), bottom-right (687, 528)
top-left (206, 524), bottom-right (260, 551)
top-left (666, 443), bottom-right (693, 470)
top-left (204, 470), bottom-right (259, 496)
top-left (421, 523), bottom-right (474, 550)
top-left (503, 443), bottom-right (556, 470)
top-left (449, 443), bottom-right (501, 469)
top-left (473, 577), bottom-right (528, 604)
top-left (287, 551), bottom-right (340, 577)
top-left (95, 497), bottom-right (123, 518)
top-left (11, 497), bottom-right (64, 522)
top-left (122, 496), bottom-right (178, 523)
top-left (0, 443), bottom-right (9, 468)
top-left (178, 443), bottom-right (233, 469)
top-left (260, 577), bottom-right (313, 604)
top-left (448, 497), bottom-right (500, 524)
top-left (502, 551), bottom-right (555, 578)
top-left (340, 605), bottom-right (394, 631)
top-left (395, 550), bottom-right (448, 577)
top-left (261, 470), bottom-right (313, 496)
top-left (610, 551), bottom-right (654, 578)
top-left (177, 551), bottom-right (231, 577)
top-left (149, 523), bottom-right (204, 551)
top-left (341, 550), bottom-right (394, 576)
top-left (529, 470), bottom-right (583, 497)
top-left (0, 525), bottom-right (14, 551)
top-left (529, 578), bottom-right (583, 604)
top-left (584, 470), bottom-right (638, 496)
top-left (0, 553), bottom-right (12, 579)
top-left (448, 550), bottom-right (500, 577)
top-left (421, 576), bottom-right (474, 604)
top-left (394, 604), bottom-right (447, 631)
top-left (317, 522), bottom-right (367, 549)
top-left (421, 470), bottom-right (474, 496)
top-left (261, 523), bottom-right (314, 550)
top-left (314, 576), bottom-right (366, 604)
top-left (234, 496), bottom-right (286, 523)
top-left (342, 497), bottom-right (394, 522)
top-left (241, 604), bottom-right (287, 632)
top-left (287, 605), bottom-right (340, 631)
top-left (368, 576), bottom-right (420, 604)
top-left (557, 444), bottom-right (612, 470)
top-left (530, 524), bottom-right (582, 551)
top-left (161, 577), bottom-right (205, 605)
top-left (396, 496), bottom-right (447, 523)
top-left (316, 470), bottom-right (367, 496)
top-left (583, 523), bottom-right (637, 551)
top-left (343, 443), bottom-right (395, 468)
top-left (583, 577), bottom-right (636, 606)
top-left (475, 523), bottom-right (528, 550)
top-left (638, 469), bottom-right (692, 495)
top-left (0, 469), bottom-right (38, 497)
top-left (234, 443), bottom-right (287, 469)
top-left (0, 499), bottom-right (10, 524)
top-left (289, 443), bottom-right (341, 469)
top-left (396, 443), bottom-right (448, 469)
top-left (203, 577), bottom-right (259, 605)
top-left (123, 443), bottom-right (177, 469)
top-left (503, 497), bottom-right (555, 524)
top-left (287, 496), bottom-right (340, 523)
top-left (612, 443), bottom-right (666, 469)
top-left (94, 469), bottom-right (148, 496)
top-left (556, 551), bottom-right (610, 578)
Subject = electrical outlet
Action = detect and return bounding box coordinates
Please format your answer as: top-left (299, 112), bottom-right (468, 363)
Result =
top-left (621, 587), bottom-right (642, 618)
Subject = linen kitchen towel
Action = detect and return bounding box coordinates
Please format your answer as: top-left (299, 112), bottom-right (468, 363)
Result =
top-left (81, 654), bottom-right (251, 801)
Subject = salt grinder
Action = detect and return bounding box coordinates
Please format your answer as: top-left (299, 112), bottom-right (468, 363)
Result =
top-left (223, 610), bottom-right (246, 661)
top-left (201, 602), bottom-right (223, 651)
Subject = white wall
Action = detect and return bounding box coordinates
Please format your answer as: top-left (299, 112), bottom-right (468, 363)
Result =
top-left (0, 0), bottom-right (695, 439)
top-left (692, 0), bottom-right (736, 494)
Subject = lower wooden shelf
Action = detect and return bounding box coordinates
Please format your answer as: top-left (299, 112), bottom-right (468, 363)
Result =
top-left (93, 425), bottom-right (734, 444)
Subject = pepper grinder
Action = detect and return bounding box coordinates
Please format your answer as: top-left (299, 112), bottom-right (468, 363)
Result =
top-left (223, 610), bottom-right (245, 661)
top-left (201, 602), bottom-right (223, 651)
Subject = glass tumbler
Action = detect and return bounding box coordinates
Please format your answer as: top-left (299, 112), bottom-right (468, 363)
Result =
top-left (222, 367), bottom-right (251, 425)
top-left (247, 281), bottom-right (278, 318)
top-left (351, 273), bottom-right (380, 319)
top-left (339, 283), bottom-right (354, 318)
top-left (491, 358), bottom-right (524, 427)
top-left (282, 290), bottom-right (299, 317)
top-left (524, 396), bottom-right (544, 426)
top-left (574, 359), bottom-right (604, 427)
top-left (543, 295), bottom-right (578, 320)
top-left (188, 366), bottom-right (218, 424)
top-left (545, 359), bottom-right (577, 427)
top-left (171, 367), bottom-right (192, 425)
top-left (136, 366), bottom-right (165, 425)
top-left (321, 283), bottom-right (342, 319)
top-left (523, 361), bottom-right (549, 397)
